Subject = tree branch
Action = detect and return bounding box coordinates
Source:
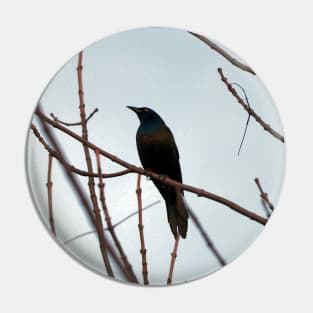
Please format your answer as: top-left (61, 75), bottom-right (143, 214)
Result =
top-left (77, 51), bottom-right (114, 278)
top-left (34, 110), bottom-right (268, 226)
top-left (254, 177), bottom-right (274, 215)
top-left (136, 174), bottom-right (149, 285)
top-left (187, 207), bottom-right (226, 266)
top-left (29, 127), bottom-right (134, 180)
top-left (36, 107), bottom-right (136, 283)
top-left (46, 153), bottom-right (56, 236)
top-left (63, 200), bottom-right (161, 245)
top-left (167, 233), bottom-right (180, 285)
top-left (218, 68), bottom-right (285, 143)
top-left (50, 108), bottom-right (98, 126)
top-left (95, 150), bottom-right (137, 282)
top-left (189, 31), bottom-right (256, 75)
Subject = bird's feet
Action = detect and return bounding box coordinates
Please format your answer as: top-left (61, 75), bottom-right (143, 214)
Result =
top-left (144, 168), bottom-right (153, 180)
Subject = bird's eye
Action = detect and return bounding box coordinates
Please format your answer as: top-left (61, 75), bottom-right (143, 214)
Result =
top-left (144, 108), bottom-right (149, 112)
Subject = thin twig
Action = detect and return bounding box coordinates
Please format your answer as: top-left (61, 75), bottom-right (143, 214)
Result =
top-left (136, 174), bottom-right (149, 285)
top-left (35, 110), bottom-right (268, 226)
top-left (187, 208), bottom-right (226, 266)
top-left (95, 150), bottom-right (137, 282)
top-left (36, 107), bottom-right (136, 283)
top-left (167, 233), bottom-right (180, 285)
top-left (189, 31), bottom-right (256, 75)
top-left (31, 124), bottom-right (133, 179)
top-left (76, 51), bottom-right (114, 278)
top-left (50, 108), bottom-right (98, 126)
top-left (231, 83), bottom-right (252, 155)
top-left (113, 200), bottom-right (160, 229)
top-left (63, 200), bottom-right (160, 245)
top-left (255, 178), bottom-right (274, 217)
top-left (46, 154), bottom-right (56, 236)
top-left (218, 68), bottom-right (285, 143)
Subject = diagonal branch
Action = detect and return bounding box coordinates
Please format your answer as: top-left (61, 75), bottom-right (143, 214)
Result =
top-left (63, 200), bottom-right (160, 245)
top-left (35, 110), bottom-right (268, 226)
top-left (187, 208), bottom-right (226, 266)
top-left (218, 68), bottom-right (285, 143)
top-left (76, 51), bottom-right (114, 278)
top-left (254, 177), bottom-right (274, 216)
top-left (50, 108), bottom-right (98, 126)
top-left (46, 153), bottom-right (56, 236)
top-left (31, 124), bottom-right (132, 179)
top-left (36, 107), bottom-right (136, 283)
top-left (189, 31), bottom-right (256, 75)
top-left (136, 174), bottom-right (149, 285)
top-left (95, 150), bottom-right (137, 282)
top-left (167, 233), bottom-right (180, 285)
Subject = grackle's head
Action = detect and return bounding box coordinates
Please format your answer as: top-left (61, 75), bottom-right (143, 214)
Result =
top-left (126, 106), bottom-right (164, 125)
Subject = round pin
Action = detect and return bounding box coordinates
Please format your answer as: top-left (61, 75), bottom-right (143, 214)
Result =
top-left (26, 27), bottom-right (285, 286)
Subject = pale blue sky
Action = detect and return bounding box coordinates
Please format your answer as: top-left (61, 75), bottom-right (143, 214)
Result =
top-left (27, 27), bottom-right (285, 285)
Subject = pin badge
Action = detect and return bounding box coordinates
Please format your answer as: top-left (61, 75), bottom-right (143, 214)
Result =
top-left (26, 27), bottom-right (285, 286)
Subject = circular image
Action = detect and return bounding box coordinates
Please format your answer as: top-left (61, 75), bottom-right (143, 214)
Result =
top-left (26, 27), bottom-right (285, 286)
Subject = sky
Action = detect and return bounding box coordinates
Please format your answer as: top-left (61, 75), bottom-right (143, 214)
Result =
top-left (26, 27), bottom-right (285, 285)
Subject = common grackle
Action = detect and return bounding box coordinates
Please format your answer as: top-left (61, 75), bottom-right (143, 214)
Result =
top-left (127, 106), bottom-right (188, 239)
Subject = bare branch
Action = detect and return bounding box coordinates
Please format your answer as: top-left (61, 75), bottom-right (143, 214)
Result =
top-left (36, 107), bottom-right (136, 283)
top-left (136, 174), bottom-right (149, 285)
top-left (255, 178), bottom-right (274, 216)
top-left (187, 207), bottom-right (226, 266)
top-left (35, 110), bottom-right (268, 226)
top-left (50, 108), bottom-right (98, 126)
top-left (189, 31), bottom-right (256, 75)
top-left (46, 154), bottom-right (56, 236)
top-left (95, 150), bottom-right (137, 282)
top-left (29, 128), bottom-right (133, 180)
top-left (167, 233), bottom-right (180, 285)
top-left (218, 68), bottom-right (285, 143)
top-left (231, 83), bottom-right (252, 155)
top-left (63, 200), bottom-right (161, 245)
top-left (77, 51), bottom-right (114, 278)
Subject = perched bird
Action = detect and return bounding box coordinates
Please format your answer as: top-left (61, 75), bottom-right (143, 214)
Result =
top-left (127, 106), bottom-right (189, 239)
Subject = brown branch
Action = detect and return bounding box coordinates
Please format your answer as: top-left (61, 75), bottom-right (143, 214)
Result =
top-left (76, 51), bottom-right (114, 278)
top-left (95, 150), bottom-right (138, 282)
top-left (136, 174), bottom-right (149, 285)
top-left (255, 178), bottom-right (274, 216)
top-left (167, 233), bottom-right (180, 285)
top-left (35, 110), bottom-right (268, 226)
top-left (36, 107), bottom-right (136, 283)
top-left (29, 128), bottom-right (133, 180)
top-left (218, 68), bottom-right (285, 143)
top-left (187, 207), bottom-right (226, 266)
top-left (46, 153), bottom-right (56, 236)
top-left (63, 200), bottom-right (160, 245)
top-left (50, 108), bottom-right (98, 126)
top-left (189, 31), bottom-right (256, 75)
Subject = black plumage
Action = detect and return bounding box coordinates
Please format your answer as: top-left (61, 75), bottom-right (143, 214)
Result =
top-left (127, 106), bottom-right (188, 239)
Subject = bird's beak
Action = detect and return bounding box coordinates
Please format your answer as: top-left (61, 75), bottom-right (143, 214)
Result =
top-left (126, 106), bottom-right (141, 114)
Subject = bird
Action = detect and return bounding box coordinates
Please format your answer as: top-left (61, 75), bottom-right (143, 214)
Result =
top-left (127, 106), bottom-right (189, 239)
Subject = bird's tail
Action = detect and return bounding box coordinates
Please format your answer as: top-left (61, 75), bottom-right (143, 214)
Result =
top-left (166, 191), bottom-right (189, 239)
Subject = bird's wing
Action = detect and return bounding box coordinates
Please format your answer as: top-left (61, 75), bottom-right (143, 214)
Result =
top-left (165, 126), bottom-right (180, 160)
top-left (162, 125), bottom-right (182, 183)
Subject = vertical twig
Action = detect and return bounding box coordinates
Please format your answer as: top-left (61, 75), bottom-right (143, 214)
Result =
top-left (46, 153), bottom-right (56, 236)
top-left (167, 233), bottom-right (180, 285)
top-left (95, 150), bottom-right (138, 282)
top-left (255, 178), bottom-right (274, 217)
top-left (136, 174), bottom-right (149, 285)
top-left (77, 51), bottom-right (114, 277)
